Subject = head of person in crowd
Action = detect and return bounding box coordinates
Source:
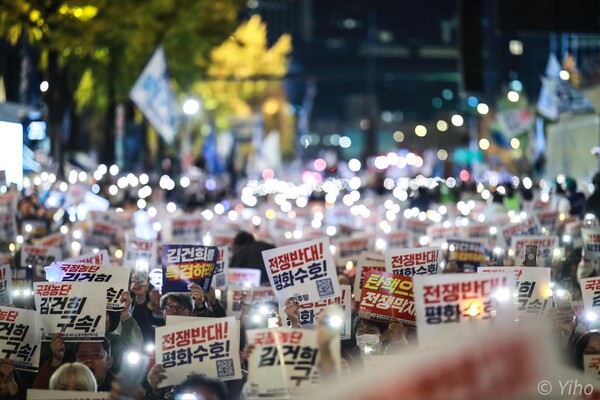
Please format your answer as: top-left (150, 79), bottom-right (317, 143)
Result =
top-left (233, 230), bottom-right (256, 251)
top-left (172, 374), bottom-right (228, 400)
top-left (160, 292), bottom-right (194, 318)
top-left (74, 338), bottom-right (113, 389)
top-left (49, 362), bottom-right (97, 392)
top-left (353, 317), bottom-right (388, 354)
top-left (574, 330), bottom-right (600, 370)
top-left (106, 310), bottom-right (121, 334)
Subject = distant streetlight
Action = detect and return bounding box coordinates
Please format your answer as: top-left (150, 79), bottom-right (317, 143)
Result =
top-left (182, 98), bottom-right (200, 115)
top-left (40, 81), bottom-right (49, 92)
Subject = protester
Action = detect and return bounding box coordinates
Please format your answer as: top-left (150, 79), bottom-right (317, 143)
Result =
top-left (0, 359), bottom-right (23, 400)
top-left (564, 176), bottom-right (587, 219)
top-left (586, 171), bottom-right (600, 219)
top-left (48, 362), bottom-right (97, 392)
top-left (230, 231), bottom-right (275, 284)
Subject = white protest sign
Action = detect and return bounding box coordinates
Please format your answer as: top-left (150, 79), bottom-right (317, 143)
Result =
top-left (155, 317), bottom-right (241, 387)
top-left (478, 266), bottom-right (552, 318)
top-left (63, 250), bottom-right (109, 265)
top-left (22, 245), bottom-right (62, 281)
top-left (0, 306), bottom-right (41, 372)
top-left (511, 235), bottom-right (558, 267)
top-left (332, 234), bottom-right (371, 266)
top-left (383, 230), bottom-right (413, 250)
top-left (354, 252), bottom-right (386, 301)
top-left (34, 282), bottom-right (106, 341)
top-left (499, 216), bottom-right (539, 246)
top-left (27, 389), bottom-right (109, 399)
top-left (0, 265), bottom-right (12, 305)
top-left (583, 229), bottom-right (600, 261)
top-left (226, 286), bottom-right (276, 319)
top-left (581, 277), bottom-right (600, 315)
top-left (124, 235), bottom-right (156, 271)
top-left (263, 237), bottom-right (341, 303)
top-left (413, 273), bottom-right (514, 347)
top-left (0, 193), bottom-right (17, 241)
top-left (170, 215), bottom-right (204, 242)
top-left (426, 224), bottom-right (462, 242)
top-left (85, 220), bottom-right (122, 249)
top-left (227, 268), bottom-right (261, 287)
top-left (385, 247), bottom-right (441, 277)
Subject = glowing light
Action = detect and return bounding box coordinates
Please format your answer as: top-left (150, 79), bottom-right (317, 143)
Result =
top-left (166, 202), bottom-right (177, 213)
top-left (522, 177), bottom-right (532, 189)
top-left (559, 70), bottom-right (570, 80)
top-left (262, 168), bottom-right (275, 180)
top-left (437, 120), bottom-right (448, 132)
top-left (348, 159), bottom-right (361, 172)
top-left (415, 125), bottom-right (427, 137)
top-left (180, 176), bottom-right (190, 188)
top-left (459, 170), bottom-right (470, 182)
top-left (511, 138), bottom-right (520, 149)
top-left (393, 131), bottom-right (405, 142)
top-left (494, 288), bottom-right (511, 302)
top-left (115, 249), bottom-right (123, 259)
top-left (587, 312), bottom-right (597, 322)
top-left (451, 114), bottom-right (464, 127)
top-left (507, 91), bottom-right (520, 102)
top-left (314, 159), bottom-right (327, 172)
top-left (479, 138), bottom-right (490, 150)
top-left (477, 103), bottom-right (489, 114)
top-left (468, 303), bottom-right (478, 317)
top-left (182, 99), bottom-right (201, 115)
top-left (40, 81), bottom-right (49, 92)
top-left (109, 165), bottom-right (119, 176)
top-left (345, 261), bottom-right (354, 271)
top-left (545, 287), bottom-right (553, 298)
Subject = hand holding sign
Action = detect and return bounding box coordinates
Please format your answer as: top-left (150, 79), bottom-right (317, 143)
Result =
top-left (0, 359), bottom-right (17, 393)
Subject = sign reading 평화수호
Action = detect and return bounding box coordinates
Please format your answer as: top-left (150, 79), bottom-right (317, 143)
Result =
top-left (27, 389), bottom-right (109, 399)
top-left (354, 252), bottom-right (386, 301)
top-left (0, 306), bottom-right (41, 372)
top-left (170, 215), bottom-right (204, 242)
top-left (22, 245), bottom-right (62, 281)
top-left (581, 276), bottom-right (600, 315)
top-left (583, 229), bottom-right (600, 261)
top-left (447, 239), bottom-right (489, 272)
top-left (58, 263), bottom-right (130, 311)
top-left (279, 285), bottom-right (352, 340)
top-left (246, 328), bottom-right (330, 398)
top-left (33, 282), bottom-right (106, 341)
top-left (385, 247), bottom-right (441, 277)
top-left (584, 354), bottom-right (600, 380)
top-left (499, 216), bottom-right (540, 246)
top-left (358, 270), bottom-right (415, 325)
top-left (212, 246), bottom-right (229, 289)
top-left (478, 266), bottom-right (551, 318)
top-left (384, 230), bottom-right (413, 249)
top-left (0, 264), bottom-right (13, 305)
top-left (511, 235), bottom-right (558, 267)
top-left (155, 316), bottom-right (241, 387)
top-left (226, 286), bottom-right (276, 319)
top-left (162, 244), bottom-right (217, 293)
top-left (124, 235), bottom-right (156, 271)
top-left (263, 237), bottom-right (341, 303)
top-left (413, 273), bottom-right (515, 347)
top-left (227, 268), bottom-right (261, 288)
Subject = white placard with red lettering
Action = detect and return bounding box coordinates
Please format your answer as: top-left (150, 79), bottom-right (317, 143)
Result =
top-left (247, 328), bottom-right (335, 398)
top-left (0, 193), bottom-right (17, 241)
top-left (155, 316), bottom-right (241, 387)
top-left (383, 230), bottom-right (413, 250)
top-left (63, 250), bottom-right (109, 265)
top-left (124, 235), bottom-right (156, 270)
top-left (279, 285), bottom-right (352, 340)
top-left (84, 220), bottom-right (122, 249)
top-left (0, 264), bottom-right (12, 305)
top-left (57, 263), bottom-right (130, 311)
top-left (478, 266), bottom-right (551, 318)
top-left (212, 230), bottom-right (237, 250)
top-left (413, 273), bottom-right (515, 347)
top-left (170, 215), bottom-right (204, 242)
top-left (22, 245), bottom-right (62, 281)
top-left (385, 247), bottom-right (441, 278)
top-left (227, 268), bottom-right (261, 288)
top-left (27, 390), bottom-right (109, 399)
top-left (464, 222), bottom-right (492, 239)
top-left (0, 306), bottom-right (41, 371)
top-left (354, 252), bottom-right (386, 300)
top-left (263, 237), bottom-right (341, 303)
top-left (33, 282), bottom-right (106, 341)
top-left (426, 224), bottom-right (462, 242)
top-left (212, 246), bottom-right (229, 289)
top-left (584, 354), bottom-right (600, 380)
top-left (405, 218), bottom-right (433, 239)
top-left (535, 211), bottom-right (559, 234)
top-left (226, 286), bottom-right (276, 319)
top-left (499, 217), bottom-right (540, 246)
top-left (583, 229), bottom-right (600, 261)
top-left (581, 277), bottom-right (600, 314)
top-left (511, 235), bottom-right (558, 267)
top-left (565, 221), bottom-right (584, 248)
top-left (333, 234), bottom-right (371, 266)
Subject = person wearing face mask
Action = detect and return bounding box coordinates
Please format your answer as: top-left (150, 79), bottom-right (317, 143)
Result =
top-left (348, 317), bottom-right (410, 365)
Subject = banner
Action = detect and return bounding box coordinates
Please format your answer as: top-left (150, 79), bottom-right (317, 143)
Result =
top-left (124, 236), bottom-right (156, 271)
top-left (171, 215), bottom-right (204, 242)
top-left (499, 217), bottom-right (540, 246)
top-left (496, 107), bottom-right (535, 138)
top-left (383, 230), bottom-right (413, 250)
top-left (21, 245), bottom-right (61, 281)
top-left (0, 264), bottom-right (12, 305)
top-left (0, 306), bottom-right (41, 372)
top-left (263, 237), bottom-right (341, 303)
top-left (511, 235), bottom-right (558, 267)
top-left (129, 46), bottom-right (180, 144)
top-left (479, 266), bottom-right (551, 318)
top-left (161, 244), bottom-right (217, 293)
top-left (63, 250), bottom-right (109, 266)
top-left (84, 221), bottom-right (122, 249)
top-left (226, 286), bottom-right (276, 319)
top-left (358, 270), bottom-right (415, 325)
top-left (27, 390), bottom-right (108, 399)
top-left (426, 225), bottom-right (461, 242)
top-left (246, 328), bottom-right (331, 398)
top-left (446, 239), bottom-right (489, 272)
top-left (57, 263), bottom-right (130, 311)
top-left (333, 235), bottom-right (371, 266)
top-left (413, 273), bottom-right (514, 347)
top-left (227, 268), bottom-right (261, 288)
top-left (212, 246), bottom-right (229, 289)
top-left (280, 285), bottom-right (352, 340)
top-left (354, 252), bottom-right (386, 301)
top-left (34, 282), bottom-right (106, 341)
top-left (583, 229), bottom-right (600, 261)
top-left (385, 247), bottom-right (441, 277)
top-left (155, 317), bottom-right (241, 387)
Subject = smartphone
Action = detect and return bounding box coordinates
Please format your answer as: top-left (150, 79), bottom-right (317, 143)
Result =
top-left (267, 314), bottom-right (279, 328)
top-left (524, 245), bottom-right (538, 266)
top-left (136, 260), bottom-right (149, 286)
top-left (120, 352), bottom-right (149, 396)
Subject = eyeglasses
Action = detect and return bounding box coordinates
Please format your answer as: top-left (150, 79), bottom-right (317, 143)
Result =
top-left (163, 304), bottom-right (189, 312)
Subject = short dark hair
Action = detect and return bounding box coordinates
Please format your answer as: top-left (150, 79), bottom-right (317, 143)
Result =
top-left (574, 330), bottom-right (600, 370)
top-left (160, 292), bottom-right (194, 311)
top-left (233, 231), bottom-right (255, 246)
top-left (74, 337), bottom-right (112, 358)
top-left (173, 374), bottom-right (228, 400)
top-left (352, 317), bottom-right (388, 337)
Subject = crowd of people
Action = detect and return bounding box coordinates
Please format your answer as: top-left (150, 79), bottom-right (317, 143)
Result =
top-left (0, 169), bottom-right (599, 399)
